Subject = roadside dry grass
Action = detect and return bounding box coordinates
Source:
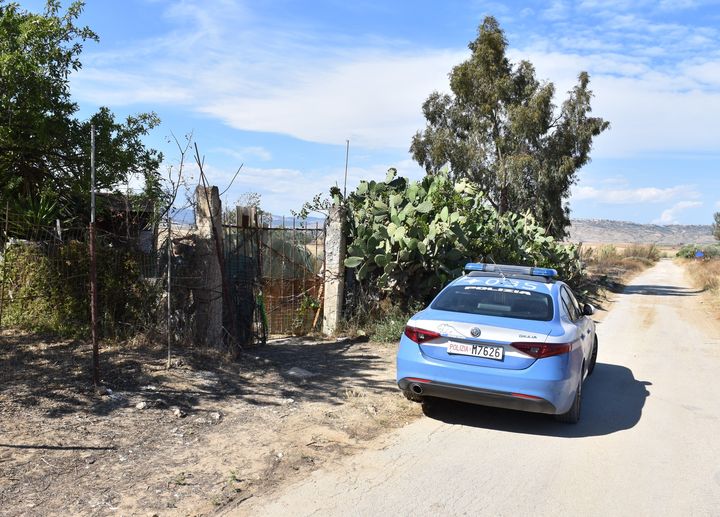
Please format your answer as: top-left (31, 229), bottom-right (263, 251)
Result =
top-left (579, 244), bottom-right (661, 299)
top-left (681, 258), bottom-right (720, 318)
top-left (686, 259), bottom-right (720, 291)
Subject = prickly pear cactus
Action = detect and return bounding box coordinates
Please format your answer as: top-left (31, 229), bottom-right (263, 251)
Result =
top-left (342, 169), bottom-right (583, 301)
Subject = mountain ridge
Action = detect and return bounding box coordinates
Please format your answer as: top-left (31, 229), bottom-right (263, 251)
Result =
top-left (567, 218), bottom-right (714, 245)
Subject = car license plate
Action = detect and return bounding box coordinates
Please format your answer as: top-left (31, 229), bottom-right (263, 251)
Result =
top-left (447, 342), bottom-right (504, 361)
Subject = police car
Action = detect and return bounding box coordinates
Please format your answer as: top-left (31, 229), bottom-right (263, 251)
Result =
top-left (397, 263), bottom-right (597, 423)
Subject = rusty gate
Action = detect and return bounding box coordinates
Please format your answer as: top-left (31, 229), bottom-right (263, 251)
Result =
top-left (223, 210), bottom-right (326, 343)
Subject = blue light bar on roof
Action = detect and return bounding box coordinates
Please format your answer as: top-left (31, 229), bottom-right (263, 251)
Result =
top-left (464, 263), bottom-right (558, 278)
top-left (530, 267), bottom-right (558, 278)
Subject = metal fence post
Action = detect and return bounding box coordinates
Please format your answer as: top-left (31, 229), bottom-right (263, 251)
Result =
top-left (0, 202), bottom-right (9, 328)
top-left (89, 124), bottom-right (100, 387)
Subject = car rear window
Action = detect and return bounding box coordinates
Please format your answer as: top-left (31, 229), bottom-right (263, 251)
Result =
top-left (431, 284), bottom-right (554, 321)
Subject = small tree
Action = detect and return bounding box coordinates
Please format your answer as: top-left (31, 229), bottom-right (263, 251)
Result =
top-left (713, 212), bottom-right (720, 241)
top-left (0, 1), bottom-right (162, 220)
top-left (410, 16), bottom-right (609, 237)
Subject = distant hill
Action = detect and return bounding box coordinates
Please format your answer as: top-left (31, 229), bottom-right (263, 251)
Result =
top-left (270, 215), bottom-right (325, 228)
top-left (567, 219), bottom-right (715, 246)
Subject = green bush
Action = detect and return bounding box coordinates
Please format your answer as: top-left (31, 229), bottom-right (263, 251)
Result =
top-left (367, 302), bottom-right (425, 343)
top-left (0, 239), bottom-right (160, 338)
top-left (677, 244), bottom-right (720, 259)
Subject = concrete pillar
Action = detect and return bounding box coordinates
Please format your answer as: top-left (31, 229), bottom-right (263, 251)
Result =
top-left (323, 205), bottom-right (346, 336)
top-left (193, 186), bottom-right (224, 347)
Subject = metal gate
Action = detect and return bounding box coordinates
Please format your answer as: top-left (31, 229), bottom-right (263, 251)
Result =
top-left (223, 212), bottom-right (325, 342)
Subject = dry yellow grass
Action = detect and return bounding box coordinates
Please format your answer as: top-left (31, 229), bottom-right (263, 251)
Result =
top-left (582, 244), bottom-right (661, 279)
top-left (686, 259), bottom-right (720, 292)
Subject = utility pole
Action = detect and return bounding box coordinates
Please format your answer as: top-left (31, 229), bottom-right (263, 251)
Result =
top-left (89, 125), bottom-right (100, 387)
top-left (343, 139), bottom-right (350, 198)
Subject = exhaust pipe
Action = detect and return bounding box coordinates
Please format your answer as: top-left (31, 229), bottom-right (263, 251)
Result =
top-left (411, 384), bottom-right (423, 395)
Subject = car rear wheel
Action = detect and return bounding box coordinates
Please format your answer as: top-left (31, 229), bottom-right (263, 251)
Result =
top-left (555, 379), bottom-right (582, 424)
top-left (587, 336), bottom-right (598, 376)
top-left (421, 396), bottom-right (437, 415)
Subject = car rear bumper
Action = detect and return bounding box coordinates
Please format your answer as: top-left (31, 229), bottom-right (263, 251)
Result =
top-left (398, 378), bottom-right (557, 413)
top-left (397, 336), bottom-right (580, 414)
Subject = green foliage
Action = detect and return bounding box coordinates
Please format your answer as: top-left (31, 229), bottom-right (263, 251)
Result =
top-left (291, 294), bottom-right (321, 335)
top-left (410, 16), bottom-right (609, 237)
top-left (342, 168), bottom-right (584, 304)
top-left (1, 241), bottom-right (86, 335)
top-left (367, 302), bottom-right (424, 343)
top-left (713, 212), bottom-right (720, 241)
top-left (0, 1), bottom-right (162, 220)
top-left (677, 244), bottom-right (720, 259)
top-left (1, 239), bottom-right (161, 337)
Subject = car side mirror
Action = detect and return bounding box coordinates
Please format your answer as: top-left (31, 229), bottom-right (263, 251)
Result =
top-left (583, 303), bottom-right (595, 316)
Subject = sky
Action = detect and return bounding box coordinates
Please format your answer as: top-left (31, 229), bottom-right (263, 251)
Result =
top-left (18, 0), bottom-right (720, 224)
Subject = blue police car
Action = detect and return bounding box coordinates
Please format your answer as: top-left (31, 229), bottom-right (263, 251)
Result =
top-left (397, 263), bottom-right (597, 423)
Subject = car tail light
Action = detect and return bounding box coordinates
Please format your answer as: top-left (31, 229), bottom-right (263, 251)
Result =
top-left (404, 326), bottom-right (441, 344)
top-left (511, 341), bottom-right (573, 359)
top-left (406, 377), bottom-right (432, 383)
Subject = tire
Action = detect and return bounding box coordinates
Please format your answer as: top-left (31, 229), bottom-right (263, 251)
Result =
top-left (587, 336), bottom-right (598, 377)
top-left (555, 379), bottom-right (582, 424)
top-left (421, 396), bottom-right (436, 415)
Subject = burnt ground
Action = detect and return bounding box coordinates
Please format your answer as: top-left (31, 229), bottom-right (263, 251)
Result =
top-left (0, 332), bottom-right (420, 516)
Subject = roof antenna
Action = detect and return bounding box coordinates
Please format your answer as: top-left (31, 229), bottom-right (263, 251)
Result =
top-left (486, 255), bottom-right (509, 284)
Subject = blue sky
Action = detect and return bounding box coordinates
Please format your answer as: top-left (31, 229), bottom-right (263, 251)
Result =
top-left (20, 0), bottom-right (720, 224)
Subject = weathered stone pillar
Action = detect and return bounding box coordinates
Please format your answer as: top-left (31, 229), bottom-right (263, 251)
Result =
top-left (323, 205), bottom-right (346, 336)
top-left (193, 186), bottom-right (223, 347)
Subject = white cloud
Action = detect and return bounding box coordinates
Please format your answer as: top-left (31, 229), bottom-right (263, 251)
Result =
top-left (71, 0), bottom-right (720, 160)
top-left (509, 48), bottom-right (720, 158)
top-left (212, 146), bottom-right (273, 162)
top-left (542, 1), bottom-right (570, 20)
top-left (202, 158), bottom-right (425, 216)
top-left (652, 201), bottom-right (703, 224)
top-left (74, 0), bottom-right (464, 150)
top-left (572, 185), bottom-right (700, 204)
top-left (658, 0), bottom-right (698, 10)
top-left (193, 50), bottom-right (464, 148)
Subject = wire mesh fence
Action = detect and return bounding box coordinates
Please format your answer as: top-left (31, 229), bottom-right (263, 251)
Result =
top-left (223, 217), bottom-right (326, 337)
top-left (0, 200), bottom-right (329, 358)
top-left (0, 205), bottom-right (164, 340)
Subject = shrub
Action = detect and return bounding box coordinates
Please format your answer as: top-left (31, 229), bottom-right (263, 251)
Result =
top-left (0, 238), bottom-right (161, 338)
top-left (622, 244), bottom-right (661, 262)
top-left (676, 244), bottom-right (720, 259)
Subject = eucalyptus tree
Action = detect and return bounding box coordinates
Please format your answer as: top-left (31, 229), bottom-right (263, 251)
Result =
top-left (411, 16), bottom-right (609, 237)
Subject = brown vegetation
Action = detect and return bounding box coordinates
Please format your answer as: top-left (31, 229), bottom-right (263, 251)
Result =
top-left (682, 259), bottom-right (720, 317)
top-left (581, 244), bottom-right (662, 290)
top-left (685, 259), bottom-right (720, 292)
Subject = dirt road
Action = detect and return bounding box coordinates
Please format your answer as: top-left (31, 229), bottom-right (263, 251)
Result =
top-left (235, 260), bottom-right (720, 516)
